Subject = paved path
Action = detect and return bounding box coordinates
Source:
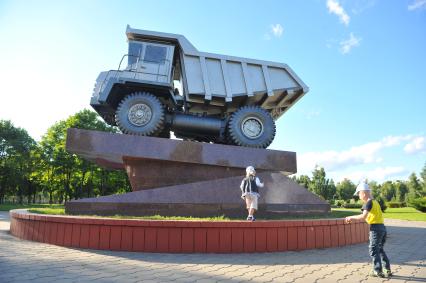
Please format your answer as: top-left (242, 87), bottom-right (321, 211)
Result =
top-left (0, 211), bottom-right (425, 283)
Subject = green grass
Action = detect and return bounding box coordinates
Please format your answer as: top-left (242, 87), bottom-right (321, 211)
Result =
top-left (329, 208), bottom-right (360, 218)
top-left (3, 204), bottom-right (424, 221)
top-left (28, 207), bottom-right (66, 215)
top-left (382, 207), bottom-right (426, 221)
top-left (333, 207), bottom-right (426, 222)
top-left (2, 203), bottom-right (359, 220)
top-left (26, 207), bottom-right (359, 221)
top-left (0, 203), bottom-right (64, 211)
top-left (28, 208), bottom-right (230, 221)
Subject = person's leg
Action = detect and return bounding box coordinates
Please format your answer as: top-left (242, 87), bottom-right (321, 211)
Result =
top-left (245, 196), bottom-right (253, 220)
top-left (245, 197), bottom-right (250, 212)
top-left (369, 230), bottom-right (384, 274)
top-left (249, 195), bottom-right (258, 221)
top-left (380, 230), bottom-right (391, 273)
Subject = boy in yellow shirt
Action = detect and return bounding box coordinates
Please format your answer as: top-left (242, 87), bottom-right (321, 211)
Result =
top-left (345, 182), bottom-right (392, 278)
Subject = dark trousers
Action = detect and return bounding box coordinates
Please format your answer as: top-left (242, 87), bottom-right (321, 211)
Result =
top-left (369, 228), bottom-right (391, 272)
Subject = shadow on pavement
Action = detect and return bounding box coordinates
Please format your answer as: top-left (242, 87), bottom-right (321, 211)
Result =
top-left (1, 215), bottom-right (424, 283)
top-left (0, 211), bottom-right (10, 221)
top-left (389, 275), bottom-right (426, 282)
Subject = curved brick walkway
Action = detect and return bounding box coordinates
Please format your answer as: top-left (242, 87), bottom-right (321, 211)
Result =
top-left (0, 211), bottom-right (425, 283)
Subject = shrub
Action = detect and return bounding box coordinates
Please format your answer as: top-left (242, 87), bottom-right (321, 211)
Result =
top-left (387, 201), bottom-right (407, 208)
top-left (408, 197), bottom-right (426, 212)
top-left (335, 200), bottom-right (345, 207)
top-left (342, 203), bottom-right (363, 209)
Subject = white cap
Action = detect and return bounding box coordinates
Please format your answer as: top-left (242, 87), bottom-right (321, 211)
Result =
top-left (353, 182), bottom-right (371, 196)
top-left (246, 166), bottom-right (256, 175)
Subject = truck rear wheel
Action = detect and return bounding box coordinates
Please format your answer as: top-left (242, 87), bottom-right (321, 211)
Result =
top-left (115, 92), bottom-right (165, 136)
top-left (227, 106), bottom-right (276, 148)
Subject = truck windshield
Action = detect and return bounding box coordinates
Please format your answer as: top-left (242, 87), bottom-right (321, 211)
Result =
top-left (144, 45), bottom-right (167, 64)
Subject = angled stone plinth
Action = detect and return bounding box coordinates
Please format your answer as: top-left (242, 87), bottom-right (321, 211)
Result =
top-left (66, 172), bottom-right (330, 217)
top-left (66, 128), bottom-right (297, 190)
top-left (65, 128), bottom-right (330, 217)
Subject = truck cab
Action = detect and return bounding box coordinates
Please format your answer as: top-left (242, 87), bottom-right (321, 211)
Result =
top-left (126, 41), bottom-right (175, 84)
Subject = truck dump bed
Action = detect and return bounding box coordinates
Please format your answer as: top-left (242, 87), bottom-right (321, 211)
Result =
top-left (126, 26), bottom-right (309, 119)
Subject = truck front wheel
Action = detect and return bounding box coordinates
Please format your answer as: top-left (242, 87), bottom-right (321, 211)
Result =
top-left (227, 106), bottom-right (276, 148)
top-left (115, 92), bottom-right (165, 136)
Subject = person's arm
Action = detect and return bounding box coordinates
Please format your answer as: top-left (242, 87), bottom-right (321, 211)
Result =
top-left (255, 177), bottom-right (264, 188)
top-left (240, 180), bottom-right (245, 191)
top-left (345, 210), bottom-right (368, 223)
top-left (345, 199), bottom-right (371, 223)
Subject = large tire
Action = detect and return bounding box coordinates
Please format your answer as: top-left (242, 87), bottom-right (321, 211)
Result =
top-left (227, 106), bottom-right (276, 148)
top-left (115, 92), bottom-right (165, 136)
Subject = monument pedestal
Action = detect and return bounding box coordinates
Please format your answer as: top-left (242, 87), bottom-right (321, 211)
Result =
top-left (65, 128), bottom-right (330, 217)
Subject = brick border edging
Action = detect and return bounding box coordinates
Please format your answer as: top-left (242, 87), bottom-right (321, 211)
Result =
top-left (9, 209), bottom-right (368, 253)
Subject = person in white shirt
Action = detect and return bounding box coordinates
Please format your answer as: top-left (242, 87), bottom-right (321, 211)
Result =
top-left (240, 166), bottom-right (264, 221)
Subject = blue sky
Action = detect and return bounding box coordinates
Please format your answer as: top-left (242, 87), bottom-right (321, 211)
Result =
top-left (0, 0), bottom-right (425, 183)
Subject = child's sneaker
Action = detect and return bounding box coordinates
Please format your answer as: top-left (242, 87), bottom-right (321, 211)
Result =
top-left (383, 269), bottom-right (392, 277)
top-left (246, 216), bottom-right (252, 221)
top-left (369, 270), bottom-right (385, 278)
top-left (251, 216), bottom-right (256, 222)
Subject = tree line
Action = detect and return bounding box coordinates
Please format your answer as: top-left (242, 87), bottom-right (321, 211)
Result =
top-left (1, 109), bottom-right (425, 206)
top-left (292, 165), bottom-right (426, 208)
top-left (0, 110), bottom-right (130, 204)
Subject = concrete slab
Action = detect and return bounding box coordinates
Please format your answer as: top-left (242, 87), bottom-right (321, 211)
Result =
top-left (1, 213), bottom-right (425, 282)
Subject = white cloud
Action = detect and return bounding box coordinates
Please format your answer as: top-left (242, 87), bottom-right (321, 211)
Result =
top-left (404, 136), bottom-right (425, 154)
top-left (298, 135), bottom-right (417, 175)
top-left (299, 142), bottom-right (381, 173)
top-left (271, 24), bottom-right (284, 37)
top-left (335, 166), bottom-right (408, 183)
top-left (382, 135), bottom-right (412, 146)
top-left (263, 24), bottom-right (284, 40)
top-left (408, 0), bottom-right (426, 11)
top-left (327, 0), bottom-right (350, 26)
top-left (340, 33), bottom-right (361, 54)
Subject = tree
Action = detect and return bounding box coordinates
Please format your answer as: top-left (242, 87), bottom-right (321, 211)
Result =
top-left (406, 173), bottom-right (422, 201)
top-left (420, 162), bottom-right (426, 194)
top-left (336, 178), bottom-right (356, 201)
top-left (295, 175), bottom-right (311, 190)
top-left (328, 179), bottom-right (336, 201)
top-left (394, 180), bottom-right (408, 202)
top-left (369, 181), bottom-right (381, 199)
top-left (25, 145), bottom-right (45, 203)
top-left (38, 109), bottom-right (127, 203)
top-left (0, 120), bottom-right (36, 203)
top-left (39, 120), bottom-right (75, 202)
top-left (65, 110), bottom-right (119, 199)
top-left (380, 181), bottom-right (396, 201)
top-left (309, 166), bottom-right (335, 200)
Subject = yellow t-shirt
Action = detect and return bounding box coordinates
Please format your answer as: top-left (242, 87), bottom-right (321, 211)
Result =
top-left (363, 199), bottom-right (384, 224)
